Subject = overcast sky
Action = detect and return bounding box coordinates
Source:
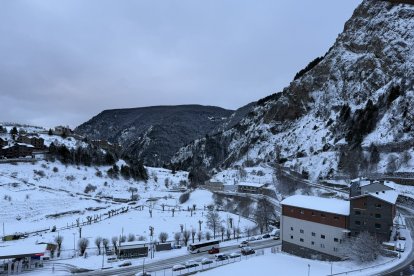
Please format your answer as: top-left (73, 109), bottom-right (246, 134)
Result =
top-left (0, 0), bottom-right (361, 128)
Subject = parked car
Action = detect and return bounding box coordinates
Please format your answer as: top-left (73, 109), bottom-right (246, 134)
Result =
top-left (239, 241), bottom-right (249, 248)
top-left (201, 258), bottom-right (214, 265)
top-left (172, 264), bottom-right (186, 271)
top-left (272, 235), bottom-right (280, 240)
top-left (118, 261), bottom-right (132, 267)
top-left (229, 252), bottom-right (241, 259)
top-left (171, 243), bottom-right (182, 249)
top-left (208, 248), bottom-right (219, 254)
top-left (247, 237), bottom-right (257, 242)
top-left (184, 260), bottom-right (200, 268)
top-left (215, 254), bottom-right (229, 261)
top-left (262, 234), bottom-right (271, 239)
top-left (241, 246), bottom-right (255, 256)
top-left (399, 236), bottom-right (406, 240)
top-left (107, 256), bottom-right (118, 263)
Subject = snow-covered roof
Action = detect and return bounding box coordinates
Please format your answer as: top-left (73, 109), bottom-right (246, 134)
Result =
top-left (0, 243), bottom-right (46, 258)
top-left (237, 182), bottom-right (266, 188)
top-left (281, 195), bottom-right (350, 216)
top-left (16, 143), bottom-right (34, 148)
top-left (369, 190), bottom-right (399, 205)
top-left (119, 241), bottom-right (147, 248)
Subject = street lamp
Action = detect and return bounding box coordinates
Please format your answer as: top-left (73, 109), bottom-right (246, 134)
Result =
top-left (72, 233), bottom-right (76, 257)
top-left (308, 264), bottom-right (311, 276)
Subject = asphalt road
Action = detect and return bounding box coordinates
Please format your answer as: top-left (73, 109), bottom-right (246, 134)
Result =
top-left (76, 239), bottom-right (281, 276)
top-left (379, 207), bottom-right (414, 276)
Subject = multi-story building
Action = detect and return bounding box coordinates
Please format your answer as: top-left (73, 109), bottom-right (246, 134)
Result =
top-left (349, 189), bottom-right (398, 242)
top-left (281, 195), bottom-right (350, 260)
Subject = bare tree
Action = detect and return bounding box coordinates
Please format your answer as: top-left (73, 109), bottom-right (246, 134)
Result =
top-left (254, 198), bottom-right (276, 233)
top-left (102, 238), bottom-right (109, 253)
top-left (191, 229), bottom-right (196, 244)
top-left (206, 210), bottom-right (221, 239)
top-left (174, 232), bottom-right (181, 245)
top-left (111, 236), bottom-right (118, 253)
top-left (197, 231), bottom-right (203, 242)
top-left (386, 154), bottom-right (399, 174)
top-left (159, 232), bottom-right (169, 243)
top-left (78, 238), bottom-right (89, 256)
top-left (206, 231), bottom-right (211, 241)
top-left (226, 228), bottom-right (232, 240)
top-left (183, 230), bottom-right (190, 246)
top-left (341, 232), bottom-right (383, 262)
top-left (127, 233), bottom-right (136, 242)
top-left (95, 237), bottom-right (103, 255)
top-left (55, 236), bottom-right (64, 258)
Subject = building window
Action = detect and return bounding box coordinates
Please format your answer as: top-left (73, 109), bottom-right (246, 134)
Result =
top-left (311, 241), bottom-right (315, 245)
top-left (311, 232), bottom-right (316, 237)
top-left (311, 212), bottom-right (315, 216)
top-left (300, 229), bottom-right (304, 234)
top-left (290, 235), bottom-right (293, 239)
top-left (290, 227), bottom-right (294, 231)
top-left (355, 210), bottom-right (361, 215)
top-left (321, 235), bottom-right (325, 239)
top-left (375, 203), bottom-right (382, 208)
top-left (300, 238), bottom-right (304, 242)
top-left (375, 213), bottom-right (381, 219)
top-left (334, 216), bottom-right (339, 220)
top-left (334, 238), bottom-right (339, 242)
top-left (300, 210), bottom-right (304, 215)
top-left (355, 221), bottom-right (361, 225)
top-left (290, 208), bottom-right (294, 213)
top-left (321, 213), bottom-right (326, 218)
top-left (320, 244), bottom-right (325, 248)
top-left (375, 223), bottom-right (381, 229)
top-left (334, 247), bottom-right (338, 252)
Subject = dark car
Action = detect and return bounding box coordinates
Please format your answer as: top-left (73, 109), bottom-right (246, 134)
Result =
top-left (262, 234), bottom-right (271, 239)
top-left (208, 248), bottom-right (219, 254)
top-left (118, 261), bottom-right (132, 267)
top-left (241, 246), bottom-right (255, 256)
top-left (215, 254), bottom-right (229, 261)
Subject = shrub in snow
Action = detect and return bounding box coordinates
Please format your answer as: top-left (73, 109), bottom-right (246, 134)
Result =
top-left (52, 167), bottom-right (59, 173)
top-left (95, 170), bottom-right (103, 177)
top-left (34, 170), bottom-right (45, 178)
top-left (84, 184), bottom-right (97, 194)
top-left (179, 192), bottom-right (190, 204)
top-left (159, 232), bottom-right (169, 243)
top-left (66, 175), bottom-right (76, 181)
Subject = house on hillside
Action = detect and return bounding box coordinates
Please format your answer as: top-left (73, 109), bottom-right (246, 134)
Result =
top-left (0, 143), bottom-right (34, 158)
top-left (237, 182), bottom-right (269, 194)
top-left (16, 136), bottom-right (45, 150)
top-left (0, 137), bottom-right (8, 148)
top-left (280, 195), bottom-right (350, 260)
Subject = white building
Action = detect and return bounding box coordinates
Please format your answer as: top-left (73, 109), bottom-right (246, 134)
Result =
top-left (280, 195), bottom-right (350, 260)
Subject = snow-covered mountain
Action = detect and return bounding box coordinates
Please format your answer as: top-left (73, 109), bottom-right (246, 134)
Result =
top-left (172, 0), bottom-right (414, 180)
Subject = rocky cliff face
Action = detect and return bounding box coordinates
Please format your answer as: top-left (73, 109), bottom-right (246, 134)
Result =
top-left (172, 0), bottom-right (414, 180)
top-left (75, 105), bottom-right (235, 167)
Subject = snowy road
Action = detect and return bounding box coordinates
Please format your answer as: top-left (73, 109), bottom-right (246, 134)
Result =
top-left (75, 239), bottom-right (281, 276)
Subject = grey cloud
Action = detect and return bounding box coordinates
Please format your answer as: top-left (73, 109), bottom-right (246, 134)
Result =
top-left (0, 0), bottom-right (361, 128)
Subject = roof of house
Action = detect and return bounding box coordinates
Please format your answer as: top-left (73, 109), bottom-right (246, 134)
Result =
top-left (351, 189), bottom-right (399, 205)
top-left (0, 243), bottom-right (46, 259)
top-left (281, 195), bottom-right (350, 216)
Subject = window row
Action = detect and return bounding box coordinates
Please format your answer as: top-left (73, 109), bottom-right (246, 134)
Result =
top-left (290, 236), bottom-right (339, 251)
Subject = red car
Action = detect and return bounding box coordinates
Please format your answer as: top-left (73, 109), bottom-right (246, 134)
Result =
top-left (208, 248), bottom-right (219, 254)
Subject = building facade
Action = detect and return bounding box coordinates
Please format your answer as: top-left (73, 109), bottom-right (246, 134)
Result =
top-left (281, 195), bottom-right (350, 260)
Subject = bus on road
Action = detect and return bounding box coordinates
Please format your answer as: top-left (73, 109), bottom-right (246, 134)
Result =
top-left (187, 240), bottom-right (220, 254)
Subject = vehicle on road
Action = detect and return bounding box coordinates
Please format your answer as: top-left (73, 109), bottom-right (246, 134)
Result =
top-left (262, 234), bottom-right (270, 239)
top-left (215, 254), bottom-right (229, 261)
top-left (208, 247), bottom-right (219, 254)
top-left (188, 240), bottom-right (220, 254)
top-left (255, 236), bottom-right (263, 240)
top-left (172, 264), bottom-right (186, 271)
top-left (118, 261), bottom-right (132, 267)
top-left (107, 256), bottom-right (118, 263)
top-left (247, 237), bottom-right (257, 242)
top-left (201, 258), bottom-right (214, 265)
top-left (229, 252), bottom-right (241, 258)
top-left (273, 235), bottom-right (280, 240)
top-left (241, 246), bottom-right (255, 255)
top-left (239, 241), bottom-right (249, 248)
top-left (184, 260), bottom-right (200, 268)
top-left (171, 243), bottom-right (182, 249)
